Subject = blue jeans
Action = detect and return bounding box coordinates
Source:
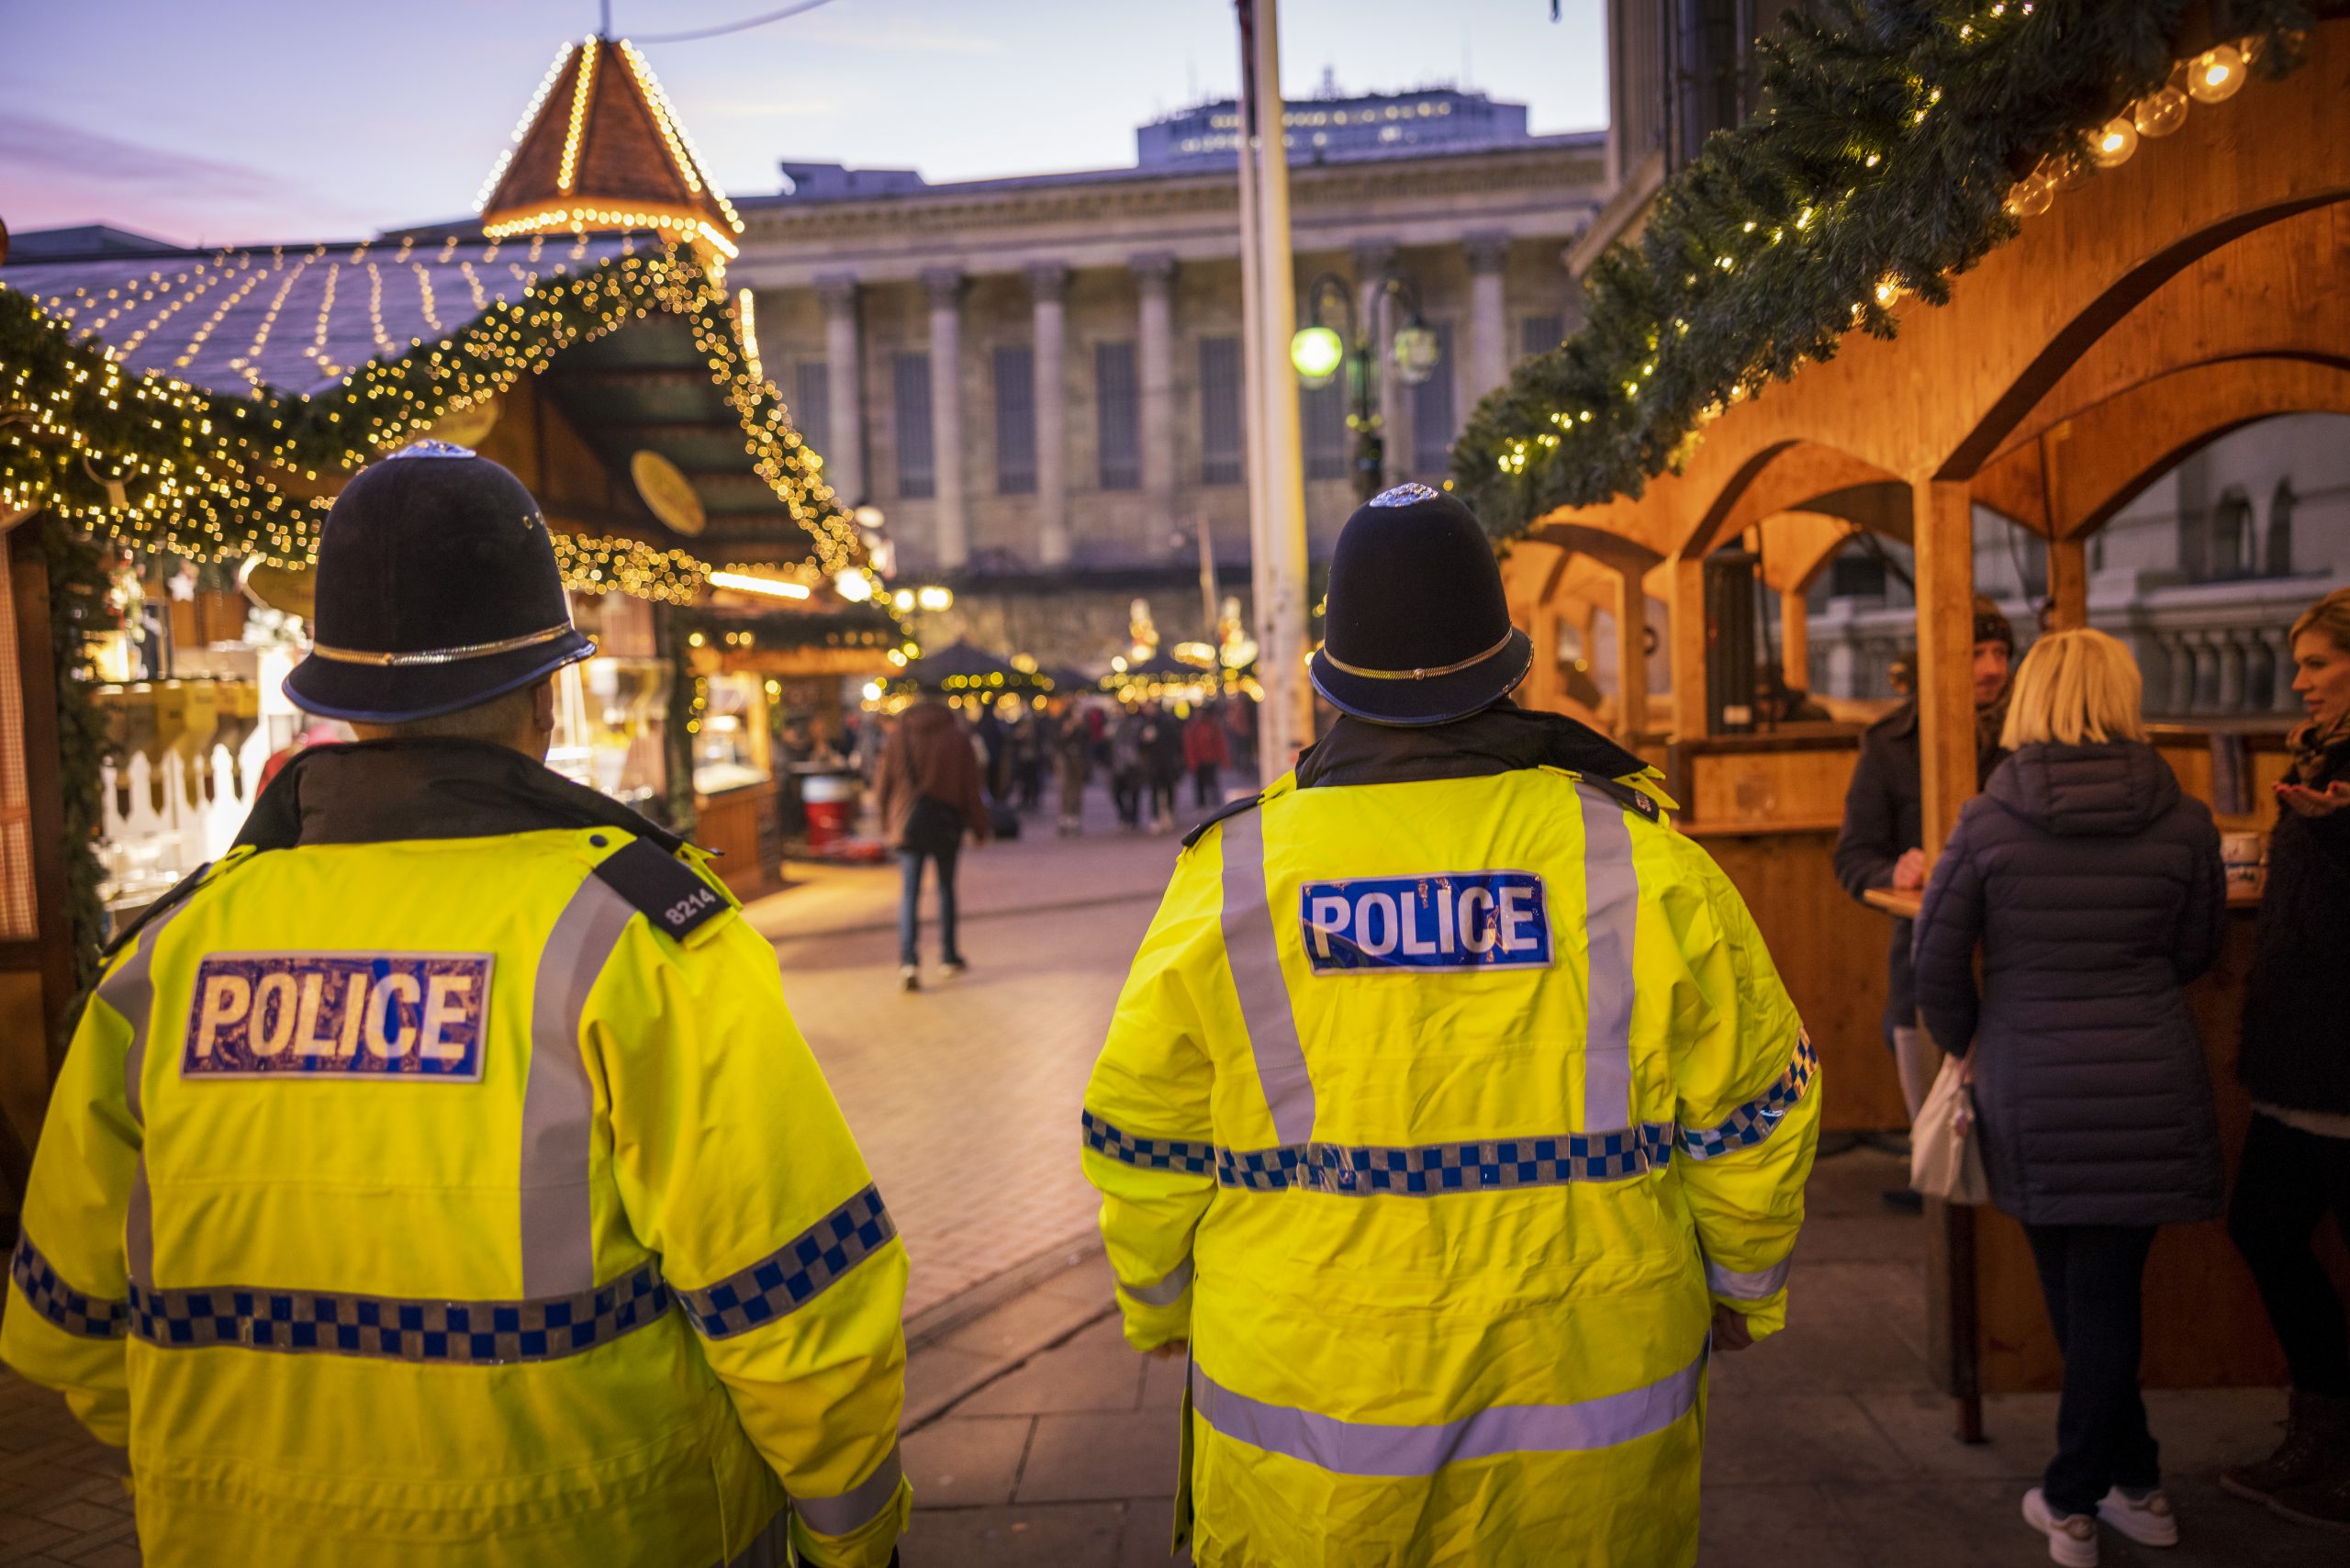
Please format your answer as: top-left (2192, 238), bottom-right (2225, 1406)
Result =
top-left (898, 846), bottom-right (961, 966)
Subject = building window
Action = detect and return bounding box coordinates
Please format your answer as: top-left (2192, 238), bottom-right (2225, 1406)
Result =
top-left (1520, 314), bottom-right (1564, 358)
top-left (892, 352), bottom-right (934, 499)
top-left (993, 345), bottom-right (1037, 495)
top-left (1302, 375), bottom-right (1348, 481)
top-left (2266, 479), bottom-right (2296, 577)
top-left (793, 361), bottom-right (829, 462)
top-left (1199, 336), bottom-right (1244, 486)
top-left (1096, 341), bottom-right (1140, 490)
top-left (1409, 322), bottom-right (1456, 476)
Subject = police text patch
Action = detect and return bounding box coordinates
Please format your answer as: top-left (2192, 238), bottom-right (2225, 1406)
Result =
top-left (182, 954), bottom-right (493, 1081)
top-left (1299, 872), bottom-right (1552, 975)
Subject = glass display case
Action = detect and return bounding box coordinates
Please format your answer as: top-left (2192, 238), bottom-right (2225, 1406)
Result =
top-left (692, 671), bottom-right (773, 796)
top-left (547, 656), bottom-right (672, 811)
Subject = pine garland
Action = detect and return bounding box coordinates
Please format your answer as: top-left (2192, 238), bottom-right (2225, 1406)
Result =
top-left (38, 516), bottom-right (115, 1010)
top-left (1450, 0), bottom-right (2319, 541)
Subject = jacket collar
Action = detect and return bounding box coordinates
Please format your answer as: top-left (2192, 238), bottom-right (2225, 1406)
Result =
top-left (233, 738), bottom-right (687, 853)
top-left (1293, 703), bottom-right (1648, 790)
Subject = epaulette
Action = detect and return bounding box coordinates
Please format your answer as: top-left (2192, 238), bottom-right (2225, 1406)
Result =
top-left (1181, 792), bottom-right (1265, 851)
top-left (1576, 771), bottom-right (1664, 825)
top-left (592, 838), bottom-right (733, 943)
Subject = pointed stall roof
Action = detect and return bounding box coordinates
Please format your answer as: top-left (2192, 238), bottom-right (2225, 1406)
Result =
top-left (477, 36), bottom-right (744, 261)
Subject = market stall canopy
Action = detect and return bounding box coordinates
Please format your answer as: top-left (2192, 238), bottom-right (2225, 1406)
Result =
top-left (901, 639), bottom-right (1026, 690)
top-left (2, 232), bottom-right (874, 596)
top-left (477, 35), bottom-right (744, 262)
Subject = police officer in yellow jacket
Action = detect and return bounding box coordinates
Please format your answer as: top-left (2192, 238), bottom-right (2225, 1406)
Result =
top-left (1082, 483), bottom-right (1820, 1567)
top-left (2, 443), bottom-right (910, 1566)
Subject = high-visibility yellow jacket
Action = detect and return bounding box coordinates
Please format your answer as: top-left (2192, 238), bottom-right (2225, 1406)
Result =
top-left (3, 743), bottom-right (910, 1568)
top-left (1082, 730), bottom-right (1819, 1568)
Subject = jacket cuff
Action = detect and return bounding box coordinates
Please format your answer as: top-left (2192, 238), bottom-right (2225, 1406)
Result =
top-left (1116, 1272), bottom-right (1193, 1352)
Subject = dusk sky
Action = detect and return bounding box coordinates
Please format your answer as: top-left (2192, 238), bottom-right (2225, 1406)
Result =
top-left (1, 0), bottom-right (1609, 250)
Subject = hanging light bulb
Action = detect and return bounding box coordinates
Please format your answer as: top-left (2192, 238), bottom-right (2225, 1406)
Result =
top-left (2186, 44), bottom-right (2245, 103)
top-left (2089, 117), bottom-right (2140, 168)
top-left (2132, 85), bottom-right (2188, 138)
top-left (2004, 172), bottom-right (2053, 218)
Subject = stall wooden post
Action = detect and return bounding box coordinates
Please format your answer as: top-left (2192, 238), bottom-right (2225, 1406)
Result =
top-left (1779, 589), bottom-right (1810, 692)
top-left (2047, 534), bottom-right (2089, 631)
top-left (1525, 607), bottom-right (1562, 711)
top-left (1614, 569), bottom-right (1650, 738)
top-left (1668, 552), bottom-right (1707, 739)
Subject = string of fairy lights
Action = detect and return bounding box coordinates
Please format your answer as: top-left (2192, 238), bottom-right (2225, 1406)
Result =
top-left (1458, 2), bottom-right (2314, 537)
top-left (1, 240), bottom-right (887, 614)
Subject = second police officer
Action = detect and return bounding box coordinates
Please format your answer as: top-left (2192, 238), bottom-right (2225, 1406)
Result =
top-left (2, 445), bottom-right (910, 1566)
top-left (1082, 484), bottom-right (1822, 1567)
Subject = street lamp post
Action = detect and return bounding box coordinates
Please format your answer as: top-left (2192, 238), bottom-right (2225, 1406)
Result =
top-left (1292, 271), bottom-right (1440, 502)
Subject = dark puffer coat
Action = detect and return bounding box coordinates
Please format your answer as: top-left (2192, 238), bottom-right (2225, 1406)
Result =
top-left (1911, 742), bottom-right (2226, 1226)
top-left (2238, 736), bottom-right (2350, 1114)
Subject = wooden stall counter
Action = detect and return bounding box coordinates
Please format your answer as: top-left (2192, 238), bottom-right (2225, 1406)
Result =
top-left (693, 778), bottom-right (783, 902)
top-left (1868, 884), bottom-right (2350, 1396)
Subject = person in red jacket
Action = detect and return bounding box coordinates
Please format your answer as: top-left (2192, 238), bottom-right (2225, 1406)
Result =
top-left (1183, 702), bottom-right (1232, 808)
top-left (873, 700), bottom-right (990, 991)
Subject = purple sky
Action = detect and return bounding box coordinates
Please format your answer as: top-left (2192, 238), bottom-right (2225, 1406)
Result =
top-left (0, 0), bottom-right (1609, 250)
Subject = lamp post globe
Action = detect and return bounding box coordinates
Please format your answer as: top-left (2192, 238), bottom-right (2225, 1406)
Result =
top-left (1290, 324), bottom-right (1346, 387)
top-left (1392, 323), bottom-right (1441, 386)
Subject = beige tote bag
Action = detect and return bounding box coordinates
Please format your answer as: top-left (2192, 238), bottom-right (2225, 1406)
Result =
top-left (1910, 1053), bottom-right (1988, 1205)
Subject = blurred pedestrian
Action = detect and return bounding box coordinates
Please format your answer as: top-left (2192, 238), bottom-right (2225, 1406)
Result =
top-left (1081, 484), bottom-right (1818, 1568)
top-left (1140, 700), bottom-right (1183, 834)
top-left (1834, 596), bottom-right (2015, 1211)
top-left (1911, 628), bottom-right (2222, 1564)
top-left (874, 697), bottom-right (990, 991)
top-left (1012, 706), bottom-right (1046, 813)
top-left (1185, 701), bottom-right (1231, 807)
top-left (0, 444), bottom-right (910, 1566)
top-left (2223, 586), bottom-right (2350, 1529)
top-left (1109, 706), bottom-right (1146, 830)
top-left (1052, 699), bottom-right (1092, 836)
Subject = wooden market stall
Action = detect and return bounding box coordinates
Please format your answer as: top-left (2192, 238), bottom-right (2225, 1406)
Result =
top-left (1460, 6), bottom-right (2350, 1428)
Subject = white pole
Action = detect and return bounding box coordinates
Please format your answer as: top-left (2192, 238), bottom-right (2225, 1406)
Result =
top-left (1235, 16), bottom-right (1267, 690)
top-left (1238, 0), bottom-right (1314, 778)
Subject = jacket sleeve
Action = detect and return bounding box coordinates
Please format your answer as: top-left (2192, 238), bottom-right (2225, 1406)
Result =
top-left (593, 910), bottom-right (909, 1568)
top-left (1664, 849), bottom-right (1821, 1340)
top-left (1081, 841), bottom-right (1224, 1351)
top-left (1833, 740), bottom-right (1901, 903)
top-left (1, 952), bottom-right (143, 1450)
top-left (1909, 812), bottom-right (1986, 1056)
top-left (2173, 807), bottom-right (2227, 985)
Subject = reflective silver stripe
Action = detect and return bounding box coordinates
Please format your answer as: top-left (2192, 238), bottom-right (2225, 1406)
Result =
top-left (520, 873), bottom-right (638, 1299)
top-left (1705, 1256), bottom-right (1791, 1301)
top-left (1125, 1259), bottom-right (1194, 1307)
top-left (793, 1444), bottom-right (903, 1537)
top-left (106, 898), bottom-right (189, 1290)
top-left (1218, 808), bottom-right (1316, 1147)
top-left (1190, 1349), bottom-right (1704, 1476)
top-left (1576, 784), bottom-right (1639, 1133)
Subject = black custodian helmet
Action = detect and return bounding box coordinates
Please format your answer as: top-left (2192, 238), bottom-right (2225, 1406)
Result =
top-left (1307, 483), bottom-right (1534, 727)
top-left (283, 442), bottom-right (594, 722)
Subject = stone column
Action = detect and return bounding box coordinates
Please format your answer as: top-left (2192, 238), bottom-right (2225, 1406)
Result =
top-left (923, 267), bottom-right (968, 570)
top-left (1133, 253), bottom-right (1177, 537)
top-left (1355, 241), bottom-right (1402, 490)
top-left (1027, 263), bottom-right (1071, 569)
top-left (1464, 230), bottom-right (1511, 405)
top-left (813, 274), bottom-right (864, 506)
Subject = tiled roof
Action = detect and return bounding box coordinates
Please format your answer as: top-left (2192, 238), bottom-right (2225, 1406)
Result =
top-left (2, 231), bottom-right (642, 397)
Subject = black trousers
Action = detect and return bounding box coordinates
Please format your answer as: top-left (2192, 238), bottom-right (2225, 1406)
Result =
top-left (2229, 1112), bottom-right (2350, 1398)
top-left (2021, 1222), bottom-right (2161, 1517)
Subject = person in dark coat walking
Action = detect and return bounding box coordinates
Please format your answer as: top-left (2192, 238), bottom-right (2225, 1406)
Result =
top-left (1912, 628), bottom-right (2223, 1564)
top-left (1138, 700), bottom-right (1184, 834)
top-left (873, 699), bottom-right (991, 991)
top-left (2223, 586), bottom-right (2350, 1529)
top-left (1835, 597), bottom-right (2017, 1132)
top-left (1184, 701), bottom-right (1232, 807)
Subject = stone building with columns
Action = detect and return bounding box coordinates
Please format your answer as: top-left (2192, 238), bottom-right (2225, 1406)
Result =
top-left (728, 90), bottom-right (1606, 668)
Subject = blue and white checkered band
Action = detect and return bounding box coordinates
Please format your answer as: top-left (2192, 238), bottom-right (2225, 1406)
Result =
top-left (1367, 482), bottom-right (1441, 508)
top-left (387, 440), bottom-right (476, 461)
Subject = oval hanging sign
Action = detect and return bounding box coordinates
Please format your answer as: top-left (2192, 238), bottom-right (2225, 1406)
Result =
top-left (425, 394), bottom-right (501, 451)
top-left (632, 449), bottom-right (706, 537)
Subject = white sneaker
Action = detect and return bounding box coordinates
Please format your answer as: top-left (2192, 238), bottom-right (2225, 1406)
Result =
top-left (2023, 1488), bottom-right (2098, 1566)
top-left (899, 965), bottom-right (920, 993)
top-left (2095, 1486), bottom-right (2177, 1547)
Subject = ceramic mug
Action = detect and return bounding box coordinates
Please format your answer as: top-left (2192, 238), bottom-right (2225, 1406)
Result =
top-left (2221, 830), bottom-right (2266, 895)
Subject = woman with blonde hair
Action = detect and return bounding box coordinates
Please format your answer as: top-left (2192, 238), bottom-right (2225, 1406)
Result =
top-left (1913, 627), bottom-right (2224, 1565)
top-left (2223, 586), bottom-right (2350, 1530)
